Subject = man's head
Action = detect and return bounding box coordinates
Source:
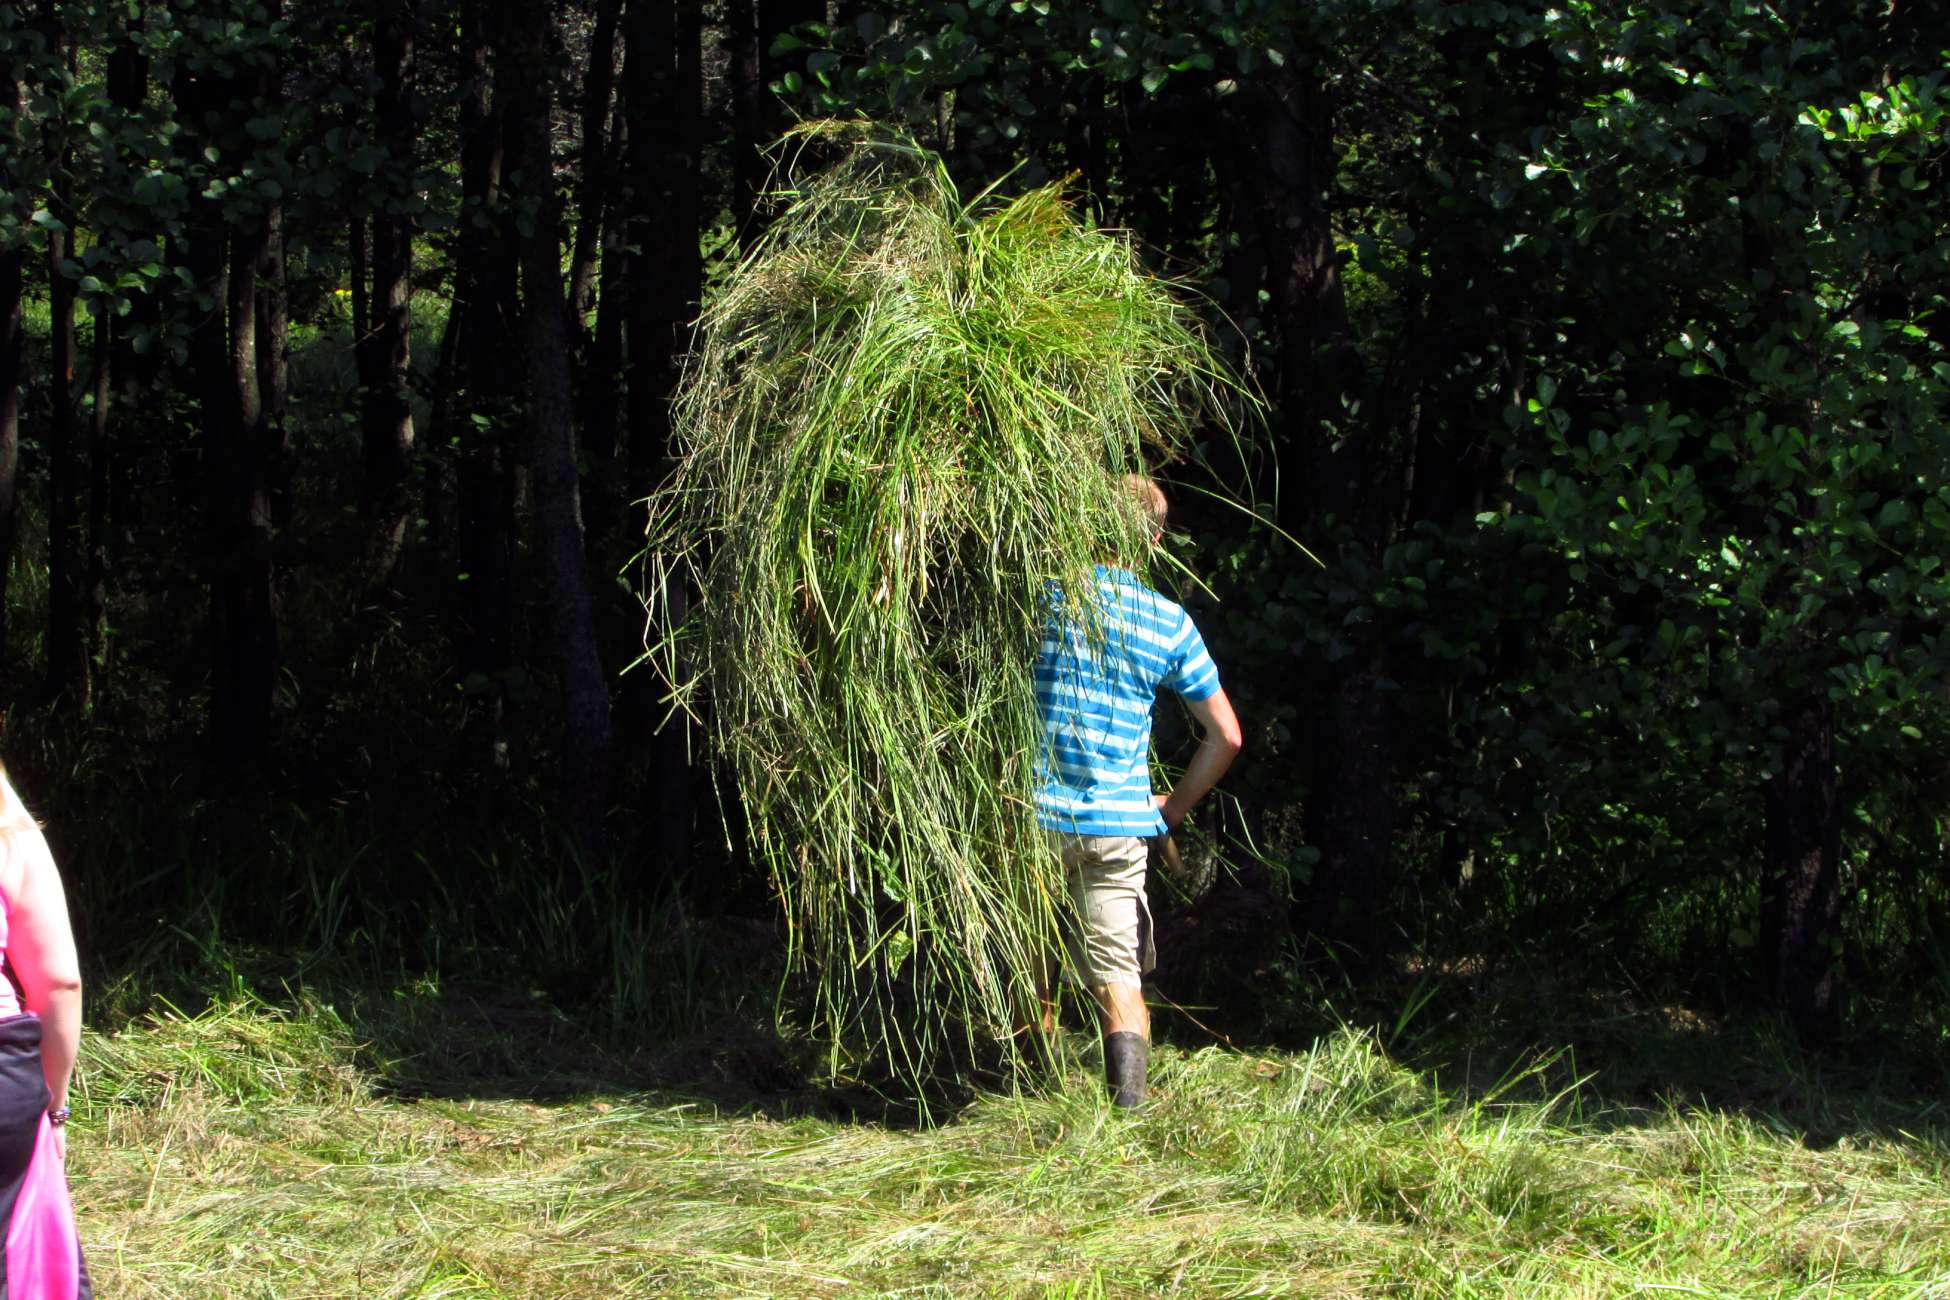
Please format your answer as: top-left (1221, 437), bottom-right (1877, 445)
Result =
top-left (1123, 474), bottom-right (1168, 544)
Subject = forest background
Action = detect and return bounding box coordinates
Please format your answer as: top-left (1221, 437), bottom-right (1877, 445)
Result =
top-left (0, 0), bottom-right (1945, 1081)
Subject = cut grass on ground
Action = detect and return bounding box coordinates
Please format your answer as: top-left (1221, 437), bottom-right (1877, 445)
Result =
top-left (70, 991), bottom-right (1950, 1298)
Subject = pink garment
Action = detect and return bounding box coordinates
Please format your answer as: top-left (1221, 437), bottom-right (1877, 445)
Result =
top-left (4, 1114), bottom-right (80, 1300)
top-left (0, 892), bottom-right (19, 1018)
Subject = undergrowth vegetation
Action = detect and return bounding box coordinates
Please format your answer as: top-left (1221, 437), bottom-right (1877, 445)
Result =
top-left (68, 986), bottom-right (1950, 1298)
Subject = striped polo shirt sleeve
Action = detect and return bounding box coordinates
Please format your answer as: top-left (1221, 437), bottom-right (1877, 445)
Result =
top-left (1159, 605), bottom-right (1221, 702)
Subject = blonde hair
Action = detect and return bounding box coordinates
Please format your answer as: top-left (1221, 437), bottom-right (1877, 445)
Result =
top-left (1122, 474), bottom-right (1168, 533)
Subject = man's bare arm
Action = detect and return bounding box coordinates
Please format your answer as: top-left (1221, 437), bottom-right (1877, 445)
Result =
top-left (1157, 687), bottom-right (1243, 830)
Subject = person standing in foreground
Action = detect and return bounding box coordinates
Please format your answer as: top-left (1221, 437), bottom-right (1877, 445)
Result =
top-left (1033, 477), bottom-right (1243, 1108)
top-left (0, 759), bottom-right (91, 1298)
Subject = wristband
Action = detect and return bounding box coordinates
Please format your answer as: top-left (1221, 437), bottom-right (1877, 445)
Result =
top-left (46, 1106), bottom-right (69, 1127)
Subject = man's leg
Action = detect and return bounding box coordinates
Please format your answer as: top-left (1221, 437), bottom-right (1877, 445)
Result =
top-left (1092, 979), bottom-right (1150, 1109)
top-left (1091, 980), bottom-right (1150, 1039)
top-left (1065, 835), bottom-right (1155, 1108)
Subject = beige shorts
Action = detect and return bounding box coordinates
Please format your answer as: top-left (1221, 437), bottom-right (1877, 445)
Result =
top-left (1053, 833), bottom-right (1156, 990)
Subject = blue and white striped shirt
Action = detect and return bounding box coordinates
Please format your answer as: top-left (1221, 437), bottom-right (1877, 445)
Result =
top-left (1033, 565), bottom-right (1221, 836)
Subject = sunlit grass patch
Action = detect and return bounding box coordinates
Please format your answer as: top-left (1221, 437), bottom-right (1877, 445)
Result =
top-left (64, 994), bottom-right (1950, 1297)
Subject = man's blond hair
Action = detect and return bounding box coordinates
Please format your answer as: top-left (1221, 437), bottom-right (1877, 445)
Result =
top-left (1122, 474), bottom-right (1168, 534)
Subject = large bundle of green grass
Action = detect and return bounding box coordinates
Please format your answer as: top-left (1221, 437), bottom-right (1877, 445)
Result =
top-left (643, 125), bottom-right (1237, 1083)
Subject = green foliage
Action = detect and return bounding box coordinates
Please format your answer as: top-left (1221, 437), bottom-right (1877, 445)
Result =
top-left (643, 125), bottom-right (1240, 1084)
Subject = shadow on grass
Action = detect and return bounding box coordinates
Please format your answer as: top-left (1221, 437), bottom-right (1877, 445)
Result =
top-left (329, 974), bottom-right (1045, 1129)
top-left (84, 865), bottom-right (1948, 1148)
top-left (1144, 862), bottom-right (1950, 1153)
top-left (84, 918), bottom-right (1002, 1129)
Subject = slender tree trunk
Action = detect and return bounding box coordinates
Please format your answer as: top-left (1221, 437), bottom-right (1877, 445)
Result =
top-left (566, 0), bottom-right (622, 330)
top-left (44, 229), bottom-right (85, 707)
top-left (619, 0), bottom-right (705, 876)
top-left (454, 0), bottom-right (518, 765)
top-left (725, 0), bottom-right (763, 245)
top-left (579, 104), bottom-right (626, 507)
top-left (624, 0), bottom-right (702, 507)
top-left (0, 61), bottom-right (20, 661)
top-left (105, 13), bottom-right (149, 569)
top-left (1258, 63), bottom-right (1352, 527)
top-left (184, 186), bottom-right (235, 746)
top-left (257, 162), bottom-right (290, 537)
top-left (210, 205), bottom-right (275, 773)
top-left (38, 4), bottom-right (85, 706)
top-left (420, 294), bottom-right (462, 561)
top-left (85, 315), bottom-right (109, 671)
top-left (178, 20), bottom-right (278, 776)
top-left (1761, 695), bottom-right (1843, 1045)
top-left (1253, 60), bottom-right (1397, 968)
top-left (1207, 96), bottom-right (1267, 500)
top-left (349, 210), bottom-right (370, 355)
top-left (725, 0), bottom-right (820, 246)
top-left (360, 2), bottom-right (418, 593)
top-left (510, 0), bottom-right (612, 862)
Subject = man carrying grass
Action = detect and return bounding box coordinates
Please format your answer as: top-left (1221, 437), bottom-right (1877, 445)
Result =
top-left (1035, 476), bottom-right (1244, 1108)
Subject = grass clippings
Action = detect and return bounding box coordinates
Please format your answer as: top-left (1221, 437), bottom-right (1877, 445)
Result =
top-left (69, 992), bottom-right (1950, 1297)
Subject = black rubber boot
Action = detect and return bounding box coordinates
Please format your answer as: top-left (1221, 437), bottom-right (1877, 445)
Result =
top-left (1103, 1031), bottom-right (1149, 1109)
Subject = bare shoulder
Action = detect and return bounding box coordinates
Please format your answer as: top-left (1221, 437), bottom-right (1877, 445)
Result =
top-left (0, 771), bottom-right (48, 911)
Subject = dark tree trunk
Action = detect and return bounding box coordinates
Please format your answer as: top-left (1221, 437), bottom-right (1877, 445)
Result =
top-left (1253, 60), bottom-right (1397, 969)
top-left (360, 2), bottom-right (419, 594)
top-left (177, 20), bottom-right (278, 777)
top-left (1303, 662), bottom-right (1396, 974)
top-left (44, 217), bottom-right (86, 707)
top-left (42, 5), bottom-right (86, 707)
top-left (579, 103), bottom-right (626, 509)
top-left (725, 0), bottom-right (763, 244)
top-left (257, 164), bottom-right (290, 536)
top-left (566, 0), bottom-right (622, 331)
top-left (453, 0), bottom-right (519, 762)
top-left (1761, 696), bottom-right (1843, 1045)
top-left (619, 0), bottom-right (706, 876)
top-left (726, 0), bottom-right (822, 247)
top-left (349, 210), bottom-right (370, 354)
top-left (509, 0), bottom-right (613, 863)
top-left (623, 0), bottom-right (702, 506)
top-left (420, 290), bottom-right (463, 561)
top-left (105, 13), bottom-right (150, 567)
top-left (210, 205), bottom-right (275, 774)
top-left (1256, 63), bottom-right (1352, 529)
top-left (85, 315), bottom-right (109, 672)
top-left (184, 191), bottom-right (236, 756)
top-left (1209, 95), bottom-right (1267, 500)
top-left (0, 62), bottom-right (20, 661)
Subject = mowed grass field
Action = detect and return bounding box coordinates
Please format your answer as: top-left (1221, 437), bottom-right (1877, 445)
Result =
top-left (66, 989), bottom-right (1950, 1299)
